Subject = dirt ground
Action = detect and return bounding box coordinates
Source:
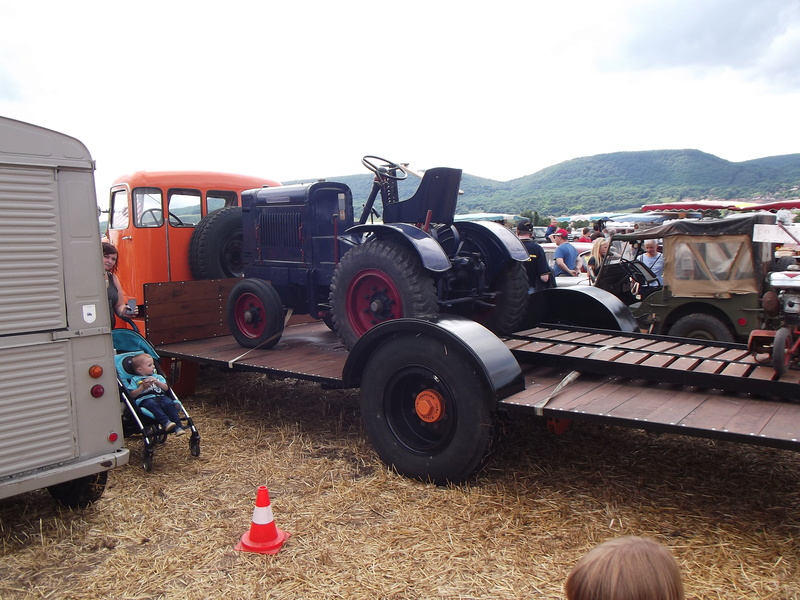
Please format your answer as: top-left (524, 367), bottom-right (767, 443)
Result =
top-left (2, 367), bottom-right (800, 599)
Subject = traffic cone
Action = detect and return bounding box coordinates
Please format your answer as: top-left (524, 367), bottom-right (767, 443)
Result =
top-left (235, 485), bottom-right (290, 555)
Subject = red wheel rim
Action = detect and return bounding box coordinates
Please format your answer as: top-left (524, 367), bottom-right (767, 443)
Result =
top-left (234, 292), bottom-right (267, 339)
top-left (345, 269), bottom-right (404, 336)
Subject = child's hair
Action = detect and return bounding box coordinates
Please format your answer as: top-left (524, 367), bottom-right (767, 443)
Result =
top-left (565, 536), bottom-right (685, 600)
top-left (131, 353), bottom-right (152, 372)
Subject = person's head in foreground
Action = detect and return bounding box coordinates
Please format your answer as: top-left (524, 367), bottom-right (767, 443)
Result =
top-left (565, 536), bottom-right (685, 600)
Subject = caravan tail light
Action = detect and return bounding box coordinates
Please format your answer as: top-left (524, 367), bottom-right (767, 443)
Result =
top-left (91, 385), bottom-right (105, 398)
top-left (88, 365), bottom-right (104, 378)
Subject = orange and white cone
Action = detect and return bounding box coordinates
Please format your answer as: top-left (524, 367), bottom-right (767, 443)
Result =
top-left (235, 485), bottom-right (289, 555)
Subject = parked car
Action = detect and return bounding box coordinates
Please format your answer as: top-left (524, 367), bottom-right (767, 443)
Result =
top-left (592, 213), bottom-right (779, 341)
top-left (540, 242), bottom-right (593, 287)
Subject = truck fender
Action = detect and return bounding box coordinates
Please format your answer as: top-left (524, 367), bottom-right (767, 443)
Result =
top-left (346, 223), bottom-right (451, 272)
top-left (454, 221), bottom-right (529, 263)
top-left (524, 286), bottom-right (639, 332)
top-left (342, 314), bottom-right (525, 402)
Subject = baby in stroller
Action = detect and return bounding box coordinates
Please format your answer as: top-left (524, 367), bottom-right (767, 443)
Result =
top-left (114, 325), bottom-right (200, 471)
top-left (125, 353), bottom-right (187, 435)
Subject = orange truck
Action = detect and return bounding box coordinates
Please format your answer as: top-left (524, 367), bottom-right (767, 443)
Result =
top-left (104, 171), bottom-right (280, 393)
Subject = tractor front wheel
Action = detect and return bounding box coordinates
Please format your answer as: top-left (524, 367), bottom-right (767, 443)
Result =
top-left (330, 239), bottom-right (437, 350)
top-left (227, 279), bottom-right (284, 348)
top-left (360, 333), bottom-right (495, 484)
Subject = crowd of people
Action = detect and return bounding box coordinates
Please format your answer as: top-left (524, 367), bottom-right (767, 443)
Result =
top-left (516, 215), bottom-right (663, 290)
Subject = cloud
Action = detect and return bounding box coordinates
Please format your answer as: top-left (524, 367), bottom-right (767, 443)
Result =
top-left (606, 0), bottom-right (800, 89)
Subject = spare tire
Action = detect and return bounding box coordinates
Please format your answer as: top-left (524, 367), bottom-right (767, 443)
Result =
top-left (189, 206), bottom-right (243, 279)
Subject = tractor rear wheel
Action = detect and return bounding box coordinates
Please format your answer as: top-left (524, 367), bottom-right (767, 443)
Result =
top-left (330, 239), bottom-right (437, 350)
top-left (473, 261), bottom-right (528, 335)
top-left (360, 333), bottom-right (495, 484)
top-left (227, 279), bottom-right (284, 348)
top-left (189, 207), bottom-right (243, 279)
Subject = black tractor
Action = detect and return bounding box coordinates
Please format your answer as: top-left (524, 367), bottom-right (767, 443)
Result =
top-left (225, 156), bottom-right (529, 350)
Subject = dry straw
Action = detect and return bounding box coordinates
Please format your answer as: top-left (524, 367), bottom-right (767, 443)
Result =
top-left (1, 369), bottom-right (799, 599)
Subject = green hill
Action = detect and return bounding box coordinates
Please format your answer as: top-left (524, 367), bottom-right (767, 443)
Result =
top-left (303, 150), bottom-right (800, 219)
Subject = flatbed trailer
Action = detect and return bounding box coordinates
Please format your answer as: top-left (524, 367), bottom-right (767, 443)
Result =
top-left (146, 279), bottom-right (800, 483)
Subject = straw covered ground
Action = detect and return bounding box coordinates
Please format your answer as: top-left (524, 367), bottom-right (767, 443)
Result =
top-left (2, 367), bottom-right (800, 599)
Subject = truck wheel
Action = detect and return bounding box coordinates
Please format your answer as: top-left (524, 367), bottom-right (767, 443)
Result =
top-left (668, 313), bottom-right (734, 342)
top-left (47, 471), bottom-right (108, 508)
top-left (330, 239), bottom-right (437, 350)
top-left (360, 333), bottom-right (495, 485)
top-left (773, 327), bottom-right (793, 376)
top-left (189, 206), bottom-right (243, 279)
top-left (227, 279), bottom-right (284, 348)
top-left (474, 261), bottom-right (528, 335)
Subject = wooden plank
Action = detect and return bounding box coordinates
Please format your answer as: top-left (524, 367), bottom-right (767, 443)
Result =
top-left (722, 399), bottom-right (781, 437)
top-left (639, 354), bottom-right (676, 368)
top-left (759, 403), bottom-right (800, 440)
top-left (678, 395), bottom-right (748, 430)
top-left (667, 356), bottom-right (703, 372)
top-left (643, 388), bottom-right (710, 425)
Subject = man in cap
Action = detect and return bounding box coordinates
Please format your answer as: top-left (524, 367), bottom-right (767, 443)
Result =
top-left (516, 220), bottom-right (554, 291)
top-left (552, 228), bottom-right (579, 277)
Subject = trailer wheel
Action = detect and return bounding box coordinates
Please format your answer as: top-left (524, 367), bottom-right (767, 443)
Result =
top-left (189, 206), bottom-right (243, 279)
top-left (474, 261), bottom-right (528, 335)
top-left (773, 327), bottom-right (793, 376)
top-left (227, 279), bottom-right (284, 348)
top-left (47, 471), bottom-right (108, 508)
top-left (668, 313), bottom-right (734, 342)
top-left (330, 239), bottom-right (437, 350)
top-left (360, 333), bottom-right (494, 484)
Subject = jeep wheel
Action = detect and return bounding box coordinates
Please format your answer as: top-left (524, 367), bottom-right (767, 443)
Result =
top-left (227, 278), bottom-right (284, 348)
top-left (330, 239), bottom-right (437, 350)
top-left (189, 206), bottom-right (243, 279)
top-left (668, 313), bottom-right (734, 342)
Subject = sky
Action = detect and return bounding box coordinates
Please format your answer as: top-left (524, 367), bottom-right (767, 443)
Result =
top-left (1, 0), bottom-right (799, 206)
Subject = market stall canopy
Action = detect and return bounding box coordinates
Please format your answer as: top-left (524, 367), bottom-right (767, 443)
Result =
top-left (641, 200), bottom-right (758, 212)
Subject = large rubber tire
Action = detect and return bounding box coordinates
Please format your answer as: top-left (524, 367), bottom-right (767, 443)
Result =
top-left (360, 333), bottom-right (494, 484)
top-left (227, 278), bottom-right (284, 348)
top-left (47, 471), bottom-right (108, 508)
top-left (329, 239), bottom-right (438, 350)
top-left (189, 206), bottom-right (244, 279)
top-left (773, 327), bottom-right (793, 376)
top-left (668, 313), bottom-right (734, 342)
top-left (473, 261), bottom-right (529, 335)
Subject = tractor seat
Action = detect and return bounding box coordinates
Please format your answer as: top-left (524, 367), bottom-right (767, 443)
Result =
top-left (382, 167), bottom-right (462, 225)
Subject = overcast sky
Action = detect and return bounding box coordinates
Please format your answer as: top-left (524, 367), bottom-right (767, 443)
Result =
top-left (1, 0), bottom-right (799, 204)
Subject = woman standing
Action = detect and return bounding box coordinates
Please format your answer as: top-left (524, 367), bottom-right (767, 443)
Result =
top-left (103, 242), bottom-right (127, 327)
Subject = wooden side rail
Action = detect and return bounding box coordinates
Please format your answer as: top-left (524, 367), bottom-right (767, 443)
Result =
top-left (144, 279), bottom-right (238, 346)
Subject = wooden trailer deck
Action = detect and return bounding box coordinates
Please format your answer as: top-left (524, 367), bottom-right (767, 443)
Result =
top-left (147, 279), bottom-right (800, 453)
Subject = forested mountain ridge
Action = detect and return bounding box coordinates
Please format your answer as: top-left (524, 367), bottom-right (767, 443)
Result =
top-left (313, 149), bottom-right (800, 218)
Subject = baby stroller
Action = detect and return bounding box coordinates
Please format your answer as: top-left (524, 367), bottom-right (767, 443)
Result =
top-left (113, 325), bottom-right (201, 471)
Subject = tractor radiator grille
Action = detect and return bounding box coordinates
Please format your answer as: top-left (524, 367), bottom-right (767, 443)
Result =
top-left (257, 212), bottom-right (302, 249)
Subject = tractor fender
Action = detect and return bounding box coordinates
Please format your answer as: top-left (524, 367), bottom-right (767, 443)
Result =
top-left (346, 223), bottom-right (451, 272)
top-left (524, 286), bottom-right (639, 332)
top-left (454, 221), bottom-right (529, 263)
top-left (342, 314), bottom-right (525, 402)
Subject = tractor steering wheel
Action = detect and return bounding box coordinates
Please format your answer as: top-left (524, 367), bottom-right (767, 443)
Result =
top-left (361, 155), bottom-right (409, 181)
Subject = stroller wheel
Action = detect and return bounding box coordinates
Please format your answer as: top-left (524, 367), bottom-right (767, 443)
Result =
top-left (156, 429), bottom-right (168, 444)
top-left (142, 452), bottom-right (154, 472)
top-left (190, 436), bottom-right (201, 457)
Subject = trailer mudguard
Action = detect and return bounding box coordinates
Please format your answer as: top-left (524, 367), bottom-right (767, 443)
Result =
top-left (454, 221), bottom-right (529, 263)
top-left (346, 223), bottom-right (451, 272)
top-left (342, 314), bottom-right (525, 401)
top-left (524, 286), bottom-right (639, 332)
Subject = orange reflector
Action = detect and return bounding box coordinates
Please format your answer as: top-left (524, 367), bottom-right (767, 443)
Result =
top-left (91, 384), bottom-right (105, 398)
top-left (88, 364), bottom-right (104, 378)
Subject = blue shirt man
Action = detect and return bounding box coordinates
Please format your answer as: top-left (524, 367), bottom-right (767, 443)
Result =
top-left (552, 229), bottom-right (578, 276)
